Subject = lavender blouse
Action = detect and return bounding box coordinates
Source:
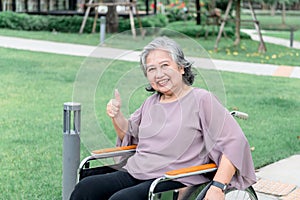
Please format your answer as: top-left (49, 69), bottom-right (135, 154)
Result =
top-left (117, 88), bottom-right (256, 189)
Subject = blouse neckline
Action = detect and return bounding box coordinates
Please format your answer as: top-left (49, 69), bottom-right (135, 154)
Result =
top-left (157, 87), bottom-right (195, 104)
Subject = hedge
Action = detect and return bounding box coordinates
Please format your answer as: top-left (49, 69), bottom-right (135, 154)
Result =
top-left (0, 11), bottom-right (247, 39)
top-left (0, 11), bottom-right (94, 33)
top-left (0, 11), bottom-right (168, 34)
top-left (163, 21), bottom-right (250, 39)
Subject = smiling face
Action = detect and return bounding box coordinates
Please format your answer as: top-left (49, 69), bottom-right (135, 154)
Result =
top-left (145, 49), bottom-right (185, 97)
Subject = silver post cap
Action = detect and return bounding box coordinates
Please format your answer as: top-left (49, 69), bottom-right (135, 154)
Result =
top-left (64, 102), bottom-right (81, 111)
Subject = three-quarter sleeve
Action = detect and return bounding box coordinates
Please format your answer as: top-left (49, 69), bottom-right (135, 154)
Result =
top-left (116, 106), bottom-right (141, 147)
top-left (199, 92), bottom-right (256, 189)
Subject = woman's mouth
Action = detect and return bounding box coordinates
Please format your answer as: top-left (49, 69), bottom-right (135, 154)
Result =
top-left (157, 79), bottom-right (169, 86)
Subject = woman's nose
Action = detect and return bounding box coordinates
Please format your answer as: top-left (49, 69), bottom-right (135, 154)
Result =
top-left (155, 67), bottom-right (164, 77)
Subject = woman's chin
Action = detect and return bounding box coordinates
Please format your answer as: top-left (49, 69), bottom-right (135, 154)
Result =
top-left (157, 87), bottom-right (172, 94)
top-left (152, 84), bottom-right (172, 94)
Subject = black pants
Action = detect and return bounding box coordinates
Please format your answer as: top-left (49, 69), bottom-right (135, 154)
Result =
top-left (70, 170), bottom-right (185, 200)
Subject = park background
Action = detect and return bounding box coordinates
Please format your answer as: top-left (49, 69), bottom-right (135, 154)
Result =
top-left (0, 0), bottom-right (300, 199)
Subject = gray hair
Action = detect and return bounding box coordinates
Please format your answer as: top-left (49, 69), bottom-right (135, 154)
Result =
top-left (140, 36), bottom-right (195, 91)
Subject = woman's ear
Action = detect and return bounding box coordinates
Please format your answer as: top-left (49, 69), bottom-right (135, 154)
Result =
top-left (180, 66), bottom-right (185, 75)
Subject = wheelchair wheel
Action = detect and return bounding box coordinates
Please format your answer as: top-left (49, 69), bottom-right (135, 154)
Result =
top-left (225, 186), bottom-right (258, 200)
top-left (195, 183), bottom-right (258, 200)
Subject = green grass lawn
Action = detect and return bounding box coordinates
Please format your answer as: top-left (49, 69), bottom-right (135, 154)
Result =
top-left (241, 13), bottom-right (300, 44)
top-left (241, 13), bottom-right (300, 30)
top-left (1, 46), bottom-right (299, 199)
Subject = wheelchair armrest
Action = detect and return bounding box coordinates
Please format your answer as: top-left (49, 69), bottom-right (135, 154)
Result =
top-left (92, 145), bottom-right (137, 155)
top-left (164, 163), bottom-right (217, 179)
top-left (79, 145), bottom-right (137, 170)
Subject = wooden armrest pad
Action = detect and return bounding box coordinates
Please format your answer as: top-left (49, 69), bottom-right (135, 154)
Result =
top-left (165, 163), bottom-right (217, 176)
top-left (92, 145), bottom-right (137, 154)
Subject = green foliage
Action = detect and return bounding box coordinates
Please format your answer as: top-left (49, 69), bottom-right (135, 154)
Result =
top-left (0, 11), bottom-right (49, 31)
top-left (162, 21), bottom-right (250, 39)
top-left (47, 15), bottom-right (94, 33)
top-left (165, 8), bottom-right (194, 22)
top-left (118, 14), bottom-right (168, 33)
top-left (0, 11), bottom-right (169, 34)
top-left (0, 11), bottom-right (94, 33)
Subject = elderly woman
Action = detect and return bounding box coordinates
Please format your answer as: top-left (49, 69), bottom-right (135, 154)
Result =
top-left (70, 36), bottom-right (256, 200)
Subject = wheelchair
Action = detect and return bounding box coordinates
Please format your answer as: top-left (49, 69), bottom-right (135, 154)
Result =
top-left (78, 111), bottom-right (258, 200)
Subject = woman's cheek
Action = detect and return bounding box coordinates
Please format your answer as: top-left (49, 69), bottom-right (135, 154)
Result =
top-left (150, 82), bottom-right (157, 90)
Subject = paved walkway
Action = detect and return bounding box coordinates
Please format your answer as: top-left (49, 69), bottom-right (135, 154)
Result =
top-left (1, 34), bottom-right (300, 199)
top-left (242, 29), bottom-right (300, 50)
top-left (0, 35), bottom-right (300, 79)
top-left (254, 155), bottom-right (300, 200)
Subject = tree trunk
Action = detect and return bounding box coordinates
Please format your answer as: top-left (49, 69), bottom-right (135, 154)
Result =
top-left (12, 0), bottom-right (16, 11)
top-left (270, 3), bottom-right (276, 16)
top-left (153, 0), bottom-right (157, 14)
top-left (106, 5), bottom-right (119, 33)
top-left (214, 0), bottom-right (233, 51)
top-left (248, 0), bottom-right (266, 53)
top-left (234, 0), bottom-right (241, 46)
top-left (282, 2), bottom-right (286, 25)
top-left (210, 0), bottom-right (216, 10)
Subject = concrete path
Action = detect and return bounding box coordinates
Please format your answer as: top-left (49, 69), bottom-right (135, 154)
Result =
top-left (1, 35), bottom-right (300, 79)
top-left (254, 155), bottom-right (300, 200)
top-left (241, 29), bottom-right (300, 50)
top-left (1, 34), bottom-right (300, 199)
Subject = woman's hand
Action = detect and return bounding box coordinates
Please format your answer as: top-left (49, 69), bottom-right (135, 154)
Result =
top-left (106, 89), bottom-right (128, 140)
top-left (204, 186), bottom-right (225, 200)
top-left (107, 89), bottom-right (121, 118)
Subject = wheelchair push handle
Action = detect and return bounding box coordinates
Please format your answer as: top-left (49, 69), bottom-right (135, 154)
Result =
top-left (230, 111), bottom-right (248, 120)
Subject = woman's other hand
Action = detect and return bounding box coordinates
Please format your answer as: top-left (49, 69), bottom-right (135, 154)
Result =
top-left (204, 186), bottom-right (225, 200)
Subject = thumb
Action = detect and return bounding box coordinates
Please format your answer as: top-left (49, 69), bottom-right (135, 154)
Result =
top-left (114, 89), bottom-right (121, 103)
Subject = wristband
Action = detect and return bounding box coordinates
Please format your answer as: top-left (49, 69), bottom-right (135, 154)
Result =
top-left (211, 180), bottom-right (228, 192)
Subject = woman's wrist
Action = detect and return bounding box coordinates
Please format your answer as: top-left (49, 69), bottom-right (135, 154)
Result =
top-left (210, 184), bottom-right (225, 193)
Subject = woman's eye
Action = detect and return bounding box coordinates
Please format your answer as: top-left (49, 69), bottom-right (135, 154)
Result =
top-left (161, 64), bottom-right (168, 69)
top-left (147, 67), bottom-right (155, 72)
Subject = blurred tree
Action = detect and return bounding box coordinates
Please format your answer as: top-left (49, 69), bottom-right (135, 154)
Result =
top-left (234, 0), bottom-right (241, 45)
top-left (262, 0), bottom-right (298, 25)
top-left (214, 0), bottom-right (266, 53)
top-left (106, 5), bottom-right (119, 33)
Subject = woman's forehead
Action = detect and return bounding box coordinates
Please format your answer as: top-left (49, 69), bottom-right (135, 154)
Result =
top-left (146, 49), bottom-right (172, 62)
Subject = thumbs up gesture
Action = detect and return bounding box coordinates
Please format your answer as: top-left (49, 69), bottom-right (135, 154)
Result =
top-left (107, 89), bottom-right (122, 118)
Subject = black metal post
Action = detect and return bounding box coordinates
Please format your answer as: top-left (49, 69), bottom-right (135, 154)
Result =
top-left (145, 0), bottom-right (149, 15)
top-left (195, 0), bottom-right (201, 25)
